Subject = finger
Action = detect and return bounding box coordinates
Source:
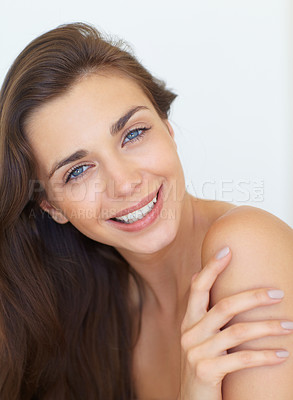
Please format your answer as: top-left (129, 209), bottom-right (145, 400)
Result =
top-left (181, 246), bottom-right (231, 333)
top-left (194, 350), bottom-right (289, 386)
top-left (196, 287), bottom-right (284, 339)
top-left (187, 319), bottom-right (293, 359)
top-left (210, 319), bottom-right (293, 356)
top-left (193, 246), bottom-right (231, 293)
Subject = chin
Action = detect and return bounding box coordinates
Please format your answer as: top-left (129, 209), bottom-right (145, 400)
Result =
top-left (123, 221), bottom-right (179, 254)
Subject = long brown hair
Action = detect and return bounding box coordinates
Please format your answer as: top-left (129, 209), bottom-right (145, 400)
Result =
top-left (0, 22), bottom-right (177, 399)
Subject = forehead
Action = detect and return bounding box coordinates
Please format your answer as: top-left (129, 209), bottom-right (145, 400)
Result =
top-left (25, 73), bottom-right (156, 177)
top-left (26, 72), bottom-right (153, 136)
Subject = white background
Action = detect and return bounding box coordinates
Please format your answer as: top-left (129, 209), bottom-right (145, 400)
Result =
top-left (1, 0), bottom-right (292, 227)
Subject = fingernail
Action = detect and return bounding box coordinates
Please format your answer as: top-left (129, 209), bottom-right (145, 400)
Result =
top-left (281, 321), bottom-right (293, 330)
top-left (276, 350), bottom-right (289, 358)
top-left (267, 290), bottom-right (284, 299)
top-left (215, 246), bottom-right (230, 260)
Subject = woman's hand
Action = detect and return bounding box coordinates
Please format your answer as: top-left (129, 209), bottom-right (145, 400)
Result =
top-left (177, 246), bottom-right (291, 400)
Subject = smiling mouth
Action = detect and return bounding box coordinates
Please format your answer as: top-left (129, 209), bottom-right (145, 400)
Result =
top-left (110, 192), bottom-right (159, 224)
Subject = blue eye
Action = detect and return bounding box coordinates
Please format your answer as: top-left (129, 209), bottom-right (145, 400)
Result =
top-left (65, 164), bottom-right (91, 183)
top-left (64, 127), bottom-right (150, 184)
top-left (123, 127), bottom-right (150, 145)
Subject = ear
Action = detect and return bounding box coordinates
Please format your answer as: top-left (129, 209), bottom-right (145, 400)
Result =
top-left (39, 199), bottom-right (69, 224)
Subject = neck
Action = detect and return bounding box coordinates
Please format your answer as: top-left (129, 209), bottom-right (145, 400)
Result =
top-left (116, 193), bottom-right (205, 322)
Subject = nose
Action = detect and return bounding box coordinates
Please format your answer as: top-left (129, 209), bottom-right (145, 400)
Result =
top-left (102, 154), bottom-right (143, 199)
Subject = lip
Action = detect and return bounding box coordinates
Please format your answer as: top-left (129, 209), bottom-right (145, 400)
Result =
top-left (106, 184), bottom-right (163, 232)
top-left (108, 185), bottom-right (162, 219)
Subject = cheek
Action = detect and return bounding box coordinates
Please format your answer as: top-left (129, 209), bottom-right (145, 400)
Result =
top-left (66, 181), bottom-right (105, 203)
top-left (141, 134), bottom-right (181, 173)
top-left (64, 181), bottom-right (89, 202)
top-left (58, 177), bottom-right (106, 207)
top-left (51, 183), bottom-right (103, 223)
top-left (144, 142), bottom-right (185, 204)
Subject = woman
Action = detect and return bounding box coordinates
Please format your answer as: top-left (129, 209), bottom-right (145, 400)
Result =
top-left (0, 22), bottom-right (292, 400)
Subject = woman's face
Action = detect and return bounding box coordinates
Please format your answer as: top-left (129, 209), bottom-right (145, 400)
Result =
top-left (26, 72), bottom-right (186, 254)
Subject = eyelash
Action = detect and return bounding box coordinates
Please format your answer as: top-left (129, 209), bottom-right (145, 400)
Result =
top-left (64, 126), bottom-right (151, 184)
top-left (122, 125), bottom-right (150, 146)
top-left (64, 163), bottom-right (93, 184)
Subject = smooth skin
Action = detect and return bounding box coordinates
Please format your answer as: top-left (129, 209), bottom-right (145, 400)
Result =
top-left (25, 72), bottom-right (293, 399)
top-left (177, 205), bottom-right (293, 399)
top-left (179, 238), bottom-right (293, 399)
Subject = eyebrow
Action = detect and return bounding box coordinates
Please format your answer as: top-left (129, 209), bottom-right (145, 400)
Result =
top-left (110, 105), bottom-right (149, 136)
top-left (48, 105), bottom-right (149, 180)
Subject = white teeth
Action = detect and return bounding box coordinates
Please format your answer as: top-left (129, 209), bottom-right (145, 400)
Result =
top-left (114, 193), bottom-right (158, 224)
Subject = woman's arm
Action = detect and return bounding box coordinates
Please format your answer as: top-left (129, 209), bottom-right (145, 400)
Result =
top-left (201, 205), bottom-right (293, 399)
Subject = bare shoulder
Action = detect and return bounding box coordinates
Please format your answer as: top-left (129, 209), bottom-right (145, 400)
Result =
top-left (200, 204), bottom-right (293, 399)
top-left (201, 204), bottom-right (293, 300)
top-left (201, 204), bottom-right (293, 273)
